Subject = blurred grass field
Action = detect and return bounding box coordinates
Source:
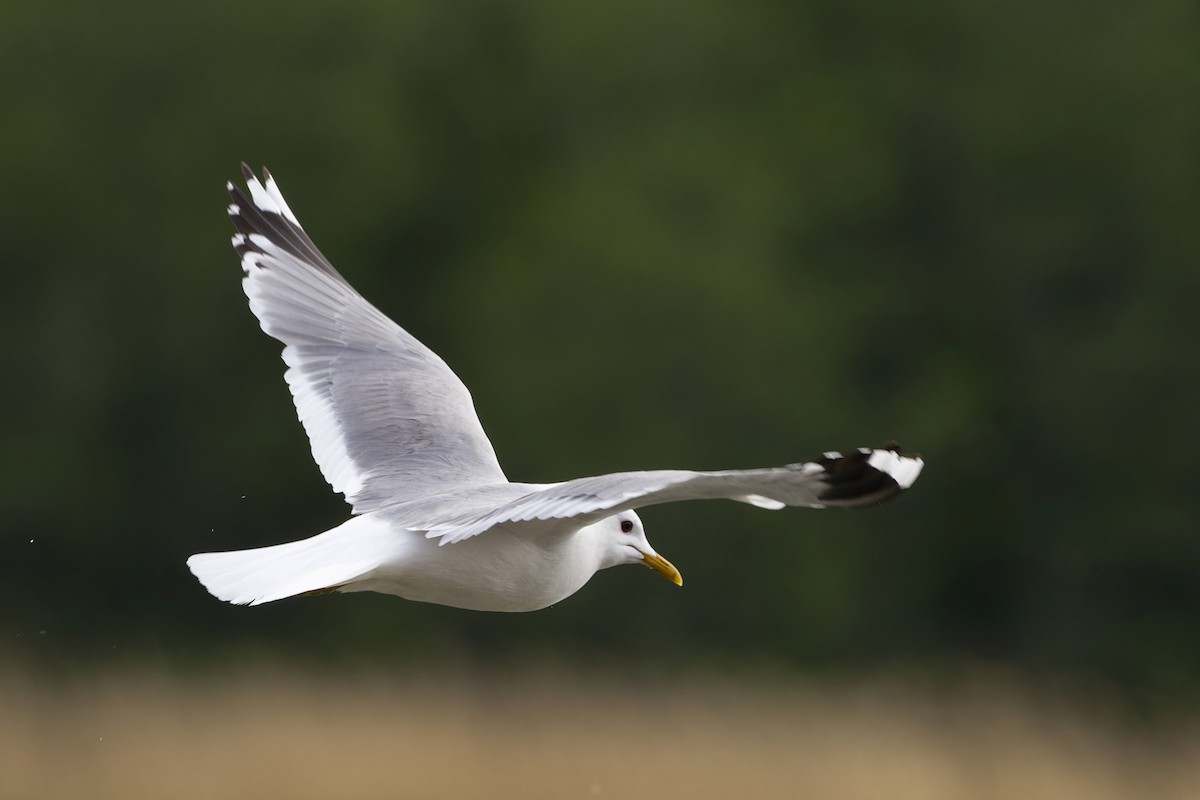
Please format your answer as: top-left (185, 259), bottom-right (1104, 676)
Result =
top-left (4, 665), bottom-right (1198, 800)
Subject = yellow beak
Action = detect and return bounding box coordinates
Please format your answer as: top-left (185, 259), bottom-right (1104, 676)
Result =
top-left (642, 551), bottom-right (683, 587)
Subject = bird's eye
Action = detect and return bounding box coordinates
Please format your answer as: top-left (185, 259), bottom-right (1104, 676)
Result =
top-left (620, 520), bottom-right (634, 533)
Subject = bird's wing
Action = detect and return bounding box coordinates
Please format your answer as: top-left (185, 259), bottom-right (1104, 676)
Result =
top-left (227, 165), bottom-right (506, 512)
top-left (423, 446), bottom-right (923, 543)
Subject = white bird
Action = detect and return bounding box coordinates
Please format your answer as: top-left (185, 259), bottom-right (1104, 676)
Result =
top-left (187, 165), bottom-right (924, 612)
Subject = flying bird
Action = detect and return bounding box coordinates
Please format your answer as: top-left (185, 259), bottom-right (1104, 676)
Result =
top-left (187, 165), bottom-right (923, 612)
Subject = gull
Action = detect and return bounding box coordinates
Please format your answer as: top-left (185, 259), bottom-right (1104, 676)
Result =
top-left (187, 165), bottom-right (923, 612)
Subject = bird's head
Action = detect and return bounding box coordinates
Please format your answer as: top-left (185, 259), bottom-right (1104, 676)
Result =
top-left (601, 511), bottom-right (683, 587)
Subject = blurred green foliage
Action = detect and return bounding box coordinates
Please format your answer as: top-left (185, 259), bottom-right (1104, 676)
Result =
top-left (2, 0), bottom-right (1198, 705)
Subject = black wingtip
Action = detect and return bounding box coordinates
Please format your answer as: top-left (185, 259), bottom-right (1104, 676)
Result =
top-left (808, 444), bottom-right (924, 508)
top-left (222, 164), bottom-right (348, 284)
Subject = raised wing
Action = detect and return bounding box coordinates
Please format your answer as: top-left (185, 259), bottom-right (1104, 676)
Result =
top-left (228, 165), bottom-right (506, 512)
top-left (424, 446), bottom-right (923, 543)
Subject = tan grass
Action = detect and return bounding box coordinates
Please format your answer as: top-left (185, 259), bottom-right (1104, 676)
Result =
top-left (1, 665), bottom-right (1198, 800)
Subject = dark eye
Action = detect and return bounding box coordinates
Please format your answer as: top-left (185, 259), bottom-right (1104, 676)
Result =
top-left (620, 520), bottom-right (634, 533)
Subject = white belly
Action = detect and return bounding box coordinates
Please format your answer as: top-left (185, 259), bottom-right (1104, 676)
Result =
top-left (344, 522), bottom-right (602, 612)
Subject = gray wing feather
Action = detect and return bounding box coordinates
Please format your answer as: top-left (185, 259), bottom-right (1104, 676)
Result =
top-left (229, 167), bottom-right (506, 512)
top-left (425, 466), bottom-right (829, 544)
top-left (424, 447), bottom-right (924, 544)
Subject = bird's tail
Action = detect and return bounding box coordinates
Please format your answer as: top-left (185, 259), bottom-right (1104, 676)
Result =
top-left (186, 515), bottom-right (397, 606)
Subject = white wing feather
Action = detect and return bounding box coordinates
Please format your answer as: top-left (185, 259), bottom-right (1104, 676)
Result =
top-left (228, 166), bottom-right (506, 513)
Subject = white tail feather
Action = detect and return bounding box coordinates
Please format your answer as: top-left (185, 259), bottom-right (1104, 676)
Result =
top-left (187, 516), bottom-right (398, 606)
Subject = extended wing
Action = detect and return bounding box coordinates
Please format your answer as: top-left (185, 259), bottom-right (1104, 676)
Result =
top-left (228, 165), bottom-right (506, 512)
top-left (424, 446), bottom-right (923, 543)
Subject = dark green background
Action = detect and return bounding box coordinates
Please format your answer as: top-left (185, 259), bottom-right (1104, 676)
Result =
top-left (4, 0), bottom-right (1198, 707)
